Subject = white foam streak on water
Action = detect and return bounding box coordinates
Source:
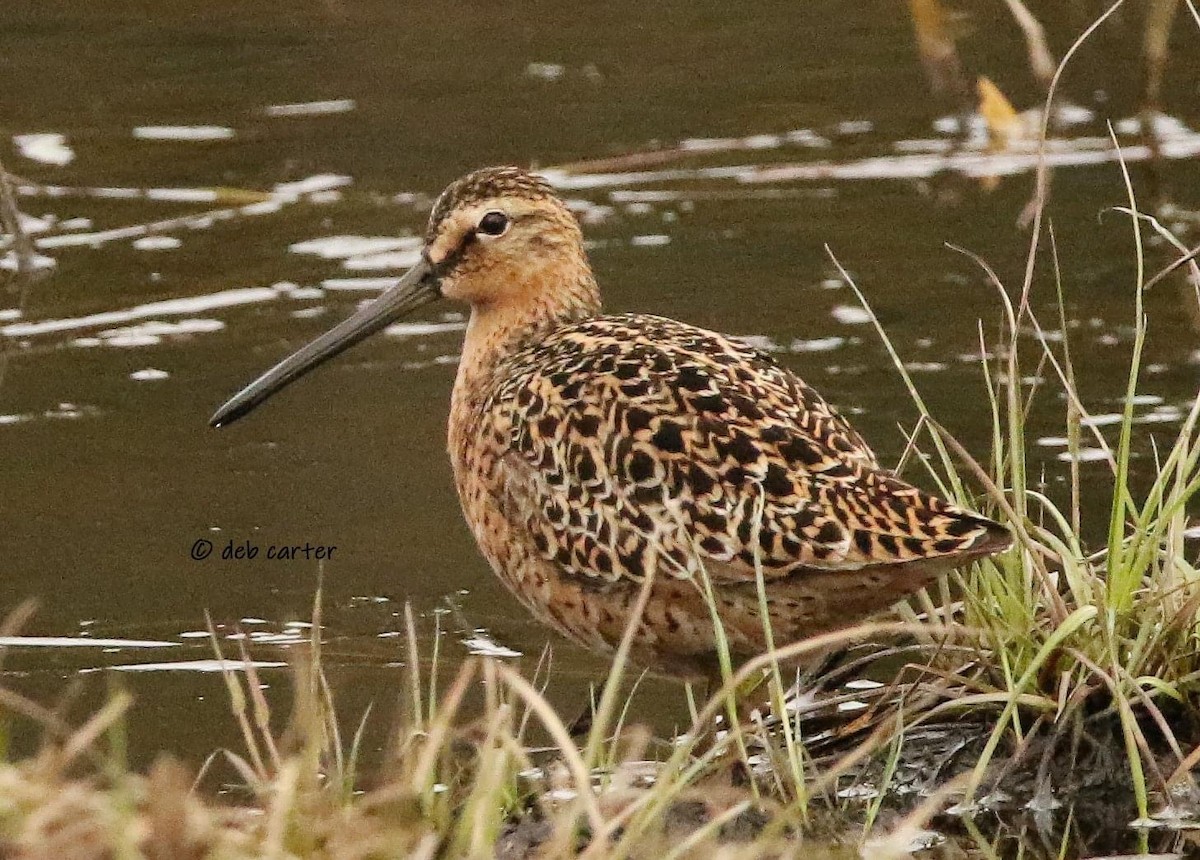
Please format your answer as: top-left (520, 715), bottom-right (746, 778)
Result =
top-left (1080, 413), bottom-right (1124, 428)
top-left (272, 281), bottom-right (323, 300)
top-left (343, 249), bottom-right (424, 270)
top-left (385, 321), bottom-right (467, 337)
top-left (130, 368), bottom-right (169, 381)
top-left (93, 187), bottom-right (142, 199)
top-left (734, 334), bottom-right (780, 352)
top-left (893, 138), bottom-right (955, 154)
top-left (608, 188), bottom-right (825, 203)
top-left (1115, 112), bottom-right (1191, 137)
top-left (1036, 436), bottom-right (1070, 447)
top-left (681, 135), bottom-right (774, 152)
top-left (790, 336), bottom-right (845, 352)
top-left (13, 133), bottom-right (75, 166)
top-left (0, 636), bottom-right (179, 648)
top-left (747, 132), bottom-right (1200, 183)
top-left (132, 236), bottom-right (182, 251)
top-left (525, 62), bottom-right (565, 81)
top-left (1, 288), bottom-right (277, 337)
top-left (83, 659), bottom-right (288, 674)
top-left (462, 634), bottom-right (522, 658)
top-left (290, 235), bottom-right (420, 259)
top-left (543, 165), bottom-right (753, 190)
top-left (549, 118), bottom-right (1200, 189)
top-left (273, 174), bottom-right (352, 198)
top-left (145, 188), bottom-right (220, 203)
top-left (35, 202), bottom-right (263, 249)
top-left (120, 319), bottom-right (224, 335)
top-left (241, 199), bottom-right (284, 216)
top-left (1138, 406), bottom-right (1184, 424)
top-left (630, 234), bottom-right (670, 247)
top-left (835, 119), bottom-right (874, 135)
top-left (1056, 448), bottom-right (1111, 463)
top-left (264, 99), bottom-right (356, 117)
top-left (322, 277), bottom-right (400, 291)
top-left (831, 305), bottom-right (872, 325)
top-left (18, 213), bottom-right (56, 234)
top-left (0, 251), bottom-right (57, 272)
top-left (133, 125), bottom-right (235, 141)
top-left (72, 319), bottom-right (224, 349)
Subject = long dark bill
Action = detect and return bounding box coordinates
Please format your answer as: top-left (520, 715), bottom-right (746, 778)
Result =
top-left (209, 256), bottom-right (440, 428)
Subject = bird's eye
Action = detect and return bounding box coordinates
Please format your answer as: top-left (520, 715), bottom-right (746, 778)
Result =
top-left (477, 210), bottom-right (510, 237)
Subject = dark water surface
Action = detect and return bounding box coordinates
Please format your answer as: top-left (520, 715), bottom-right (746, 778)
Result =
top-left (3, 0), bottom-right (1199, 840)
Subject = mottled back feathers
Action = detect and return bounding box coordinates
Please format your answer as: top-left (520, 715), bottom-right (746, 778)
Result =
top-left (479, 313), bottom-right (1008, 588)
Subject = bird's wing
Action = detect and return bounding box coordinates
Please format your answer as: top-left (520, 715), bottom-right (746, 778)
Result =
top-left (497, 314), bottom-right (1003, 586)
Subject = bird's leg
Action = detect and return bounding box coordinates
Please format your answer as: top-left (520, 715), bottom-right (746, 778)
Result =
top-left (691, 667), bottom-right (772, 788)
top-left (567, 677), bottom-right (607, 740)
top-left (704, 665), bottom-right (774, 730)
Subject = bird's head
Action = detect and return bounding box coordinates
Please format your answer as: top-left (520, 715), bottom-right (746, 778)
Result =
top-left (209, 166), bottom-right (597, 427)
top-left (425, 166), bottom-right (587, 306)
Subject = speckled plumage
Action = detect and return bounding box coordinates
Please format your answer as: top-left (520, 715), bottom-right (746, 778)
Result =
top-left (491, 314), bottom-right (996, 580)
top-left (433, 167), bottom-right (1011, 680)
top-left (213, 165), bottom-right (1012, 682)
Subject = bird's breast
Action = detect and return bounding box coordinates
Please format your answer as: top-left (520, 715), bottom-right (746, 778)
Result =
top-left (447, 371), bottom-right (525, 566)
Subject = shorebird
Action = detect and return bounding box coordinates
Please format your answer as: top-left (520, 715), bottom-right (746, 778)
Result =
top-left (211, 166), bottom-right (1011, 682)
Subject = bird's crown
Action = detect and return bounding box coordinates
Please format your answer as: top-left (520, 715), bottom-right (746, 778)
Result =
top-left (426, 166), bottom-right (557, 241)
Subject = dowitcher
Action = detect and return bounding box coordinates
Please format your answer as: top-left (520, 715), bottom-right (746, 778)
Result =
top-left (211, 166), bottom-right (1011, 682)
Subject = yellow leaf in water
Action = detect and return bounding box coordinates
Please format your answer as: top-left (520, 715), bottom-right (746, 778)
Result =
top-left (977, 76), bottom-right (1022, 143)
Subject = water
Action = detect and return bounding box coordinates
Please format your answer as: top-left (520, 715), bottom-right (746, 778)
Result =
top-left (2, 0), bottom-right (1199, 844)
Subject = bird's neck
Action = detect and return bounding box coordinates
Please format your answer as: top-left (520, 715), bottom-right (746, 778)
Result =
top-left (447, 262), bottom-right (599, 487)
top-left (455, 262), bottom-right (600, 397)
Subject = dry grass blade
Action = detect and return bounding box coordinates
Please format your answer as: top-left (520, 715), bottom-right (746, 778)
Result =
top-left (57, 691), bottom-right (133, 774)
top-left (1000, 0), bottom-right (1056, 90)
top-left (206, 613), bottom-right (271, 786)
top-left (496, 662), bottom-right (606, 836)
top-left (0, 600), bottom-right (39, 671)
top-left (408, 659), bottom-right (477, 793)
top-left (1142, 240), bottom-right (1200, 292)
